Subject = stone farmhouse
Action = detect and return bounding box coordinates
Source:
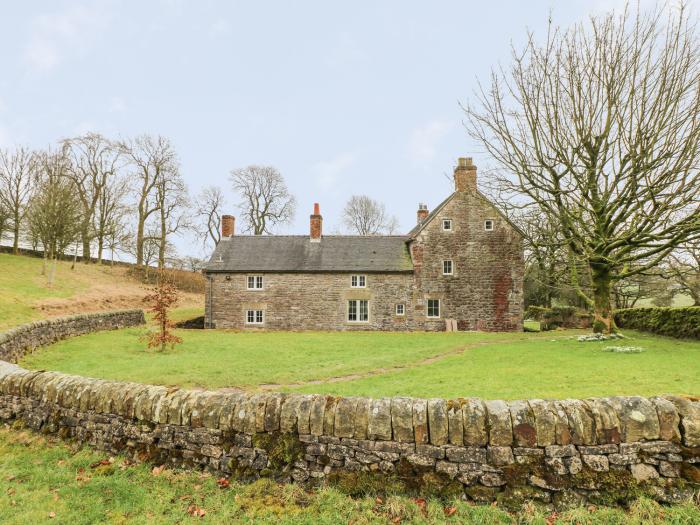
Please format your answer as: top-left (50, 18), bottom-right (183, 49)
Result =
top-left (203, 157), bottom-right (524, 331)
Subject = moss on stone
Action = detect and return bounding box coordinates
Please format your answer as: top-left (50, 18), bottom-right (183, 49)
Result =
top-left (251, 432), bottom-right (304, 471)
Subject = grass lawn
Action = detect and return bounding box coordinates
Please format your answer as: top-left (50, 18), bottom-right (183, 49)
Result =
top-left (1, 426), bottom-right (698, 525)
top-left (20, 326), bottom-right (700, 399)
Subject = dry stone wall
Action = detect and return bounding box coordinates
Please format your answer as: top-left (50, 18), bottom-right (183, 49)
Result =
top-left (0, 366), bottom-right (698, 508)
top-left (0, 312), bottom-right (698, 508)
top-left (0, 310), bottom-right (145, 364)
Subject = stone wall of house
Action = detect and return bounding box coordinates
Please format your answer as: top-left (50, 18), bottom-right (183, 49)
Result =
top-left (206, 272), bottom-right (450, 331)
top-left (206, 190), bottom-right (524, 332)
top-left (0, 310), bottom-right (146, 364)
top-left (0, 361), bottom-right (697, 508)
top-left (410, 191), bottom-right (524, 331)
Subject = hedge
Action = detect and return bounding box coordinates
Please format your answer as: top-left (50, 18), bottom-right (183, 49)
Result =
top-left (614, 306), bottom-right (700, 339)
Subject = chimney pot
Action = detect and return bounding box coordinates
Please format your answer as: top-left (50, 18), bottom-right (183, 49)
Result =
top-left (454, 156), bottom-right (477, 192)
top-left (310, 203), bottom-right (322, 241)
top-left (221, 215), bottom-right (235, 238)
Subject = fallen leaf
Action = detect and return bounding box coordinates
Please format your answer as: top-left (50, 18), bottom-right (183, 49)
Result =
top-left (90, 459), bottom-right (112, 469)
top-left (186, 504), bottom-right (206, 518)
top-left (48, 511), bottom-right (56, 519)
top-left (216, 478), bottom-right (230, 489)
top-left (444, 506), bottom-right (457, 517)
top-left (375, 497), bottom-right (383, 505)
top-left (152, 465), bottom-right (165, 476)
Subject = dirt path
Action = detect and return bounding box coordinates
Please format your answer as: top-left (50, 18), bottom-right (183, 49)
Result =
top-left (253, 335), bottom-right (535, 392)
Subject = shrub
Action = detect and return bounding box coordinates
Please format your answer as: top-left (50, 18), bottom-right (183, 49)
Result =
top-left (525, 305), bottom-right (590, 331)
top-left (614, 306), bottom-right (700, 339)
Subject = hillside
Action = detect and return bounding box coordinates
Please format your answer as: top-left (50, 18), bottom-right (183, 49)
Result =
top-left (0, 253), bottom-right (203, 330)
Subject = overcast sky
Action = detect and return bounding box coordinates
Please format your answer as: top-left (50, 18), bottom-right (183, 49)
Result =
top-left (0, 0), bottom-right (668, 256)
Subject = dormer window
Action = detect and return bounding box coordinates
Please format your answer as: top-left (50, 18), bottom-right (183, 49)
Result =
top-left (351, 275), bottom-right (366, 288)
top-left (442, 219), bottom-right (452, 231)
top-left (484, 220), bottom-right (494, 231)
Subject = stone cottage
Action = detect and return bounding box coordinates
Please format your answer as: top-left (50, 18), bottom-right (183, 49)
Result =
top-left (203, 157), bottom-right (524, 331)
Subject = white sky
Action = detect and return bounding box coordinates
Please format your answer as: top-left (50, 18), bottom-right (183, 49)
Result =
top-left (0, 0), bottom-right (681, 257)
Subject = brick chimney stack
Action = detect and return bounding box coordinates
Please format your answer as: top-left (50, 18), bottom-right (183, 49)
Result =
top-left (221, 215), bottom-right (235, 238)
top-left (310, 203), bottom-right (322, 241)
top-left (454, 157), bottom-right (477, 192)
top-left (417, 203), bottom-right (429, 225)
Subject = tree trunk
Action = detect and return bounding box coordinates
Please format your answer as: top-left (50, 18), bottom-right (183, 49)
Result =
top-left (97, 238), bottom-right (104, 264)
top-left (136, 217), bottom-right (145, 268)
top-left (591, 262), bottom-right (616, 334)
top-left (82, 233), bottom-right (91, 263)
top-left (12, 217), bottom-right (20, 255)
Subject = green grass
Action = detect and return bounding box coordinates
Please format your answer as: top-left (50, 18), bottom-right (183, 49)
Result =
top-left (0, 253), bottom-right (91, 329)
top-left (1, 426), bottom-right (698, 525)
top-left (20, 327), bottom-right (700, 399)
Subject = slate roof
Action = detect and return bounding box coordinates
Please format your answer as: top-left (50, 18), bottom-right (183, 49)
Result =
top-left (204, 235), bottom-right (414, 273)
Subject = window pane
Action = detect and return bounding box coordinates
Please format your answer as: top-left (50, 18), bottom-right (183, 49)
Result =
top-left (348, 300), bottom-right (357, 321)
top-left (427, 299), bottom-right (440, 317)
top-left (359, 300), bottom-right (368, 321)
top-left (396, 304), bottom-right (404, 315)
top-left (256, 276), bottom-right (263, 288)
top-left (247, 310), bottom-right (254, 323)
top-left (359, 275), bottom-right (366, 287)
top-left (256, 310), bottom-right (263, 323)
top-left (247, 276), bottom-right (254, 288)
top-left (351, 275), bottom-right (357, 287)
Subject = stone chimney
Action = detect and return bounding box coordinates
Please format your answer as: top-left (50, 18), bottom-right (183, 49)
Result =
top-left (454, 157), bottom-right (477, 192)
top-left (416, 203), bottom-right (429, 225)
top-left (310, 203), bottom-right (322, 241)
top-left (221, 215), bottom-right (235, 238)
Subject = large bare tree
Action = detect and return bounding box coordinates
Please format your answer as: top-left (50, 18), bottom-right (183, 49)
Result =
top-left (118, 135), bottom-right (178, 267)
top-left (27, 150), bottom-right (82, 282)
top-left (62, 133), bottom-right (121, 262)
top-left (230, 165), bottom-right (296, 235)
top-left (194, 185), bottom-right (225, 248)
top-left (341, 195), bottom-right (399, 235)
top-left (0, 146), bottom-right (37, 254)
top-left (466, 4), bottom-right (700, 332)
top-left (154, 165), bottom-right (189, 268)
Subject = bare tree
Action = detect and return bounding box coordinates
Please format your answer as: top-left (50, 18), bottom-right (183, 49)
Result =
top-left (154, 166), bottom-right (189, 268)
top-left (62, 133), bottom-right (121, 262)
top-left (27, 150), bottom-right (82, 282)
top-left (665, 241), bottom-right (700, 306)
top-left (466, 4), bottom-right (700, 332)
top-left (341, 195), bottom-right (400, 235)
top-left (93, 172), bottom-right (129, 262)
top-left (118, 135), bottom-right (178, 267)
top-left (0, 146), bottom-right (37, 254)
top-left (194, 185), bottom-right (225, 248)
top-left (230, 165), bottom-right (296, 235)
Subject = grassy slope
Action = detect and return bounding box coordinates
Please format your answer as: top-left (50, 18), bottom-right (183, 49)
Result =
top-left (0, 253), bottom-right (91, 329)
top-left (0, 253), bottom-right (202, 330)
top-left (2, 427), bottom-right (698, 525)
top-left (20, 327), bottom-right (700, 399)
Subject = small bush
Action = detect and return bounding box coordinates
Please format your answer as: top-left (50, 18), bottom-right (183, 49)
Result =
top-left (525, 305), bottom-right (590, 330)
top-left (614, 306), bottom-right (700, 339)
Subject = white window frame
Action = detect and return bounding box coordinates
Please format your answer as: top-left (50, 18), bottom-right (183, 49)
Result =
top-left (350, 275), bottom-right (366, 288)
top-left (247, 275), bottom-right (264, 290)
top-left (347, 299), bottom-right (369, 322)
top-left (427, 299), bottom-right (440, 318)
top-left (442, 260), bottom-right (453, 275)
top-left (395, 304), bottom-right (405, 316)
top-left (442, 219), bottom-right (453, 231)
top-left (484, 220), bottom-right (494, 231)
top-left (246, 309), bottom-right (264, 325)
